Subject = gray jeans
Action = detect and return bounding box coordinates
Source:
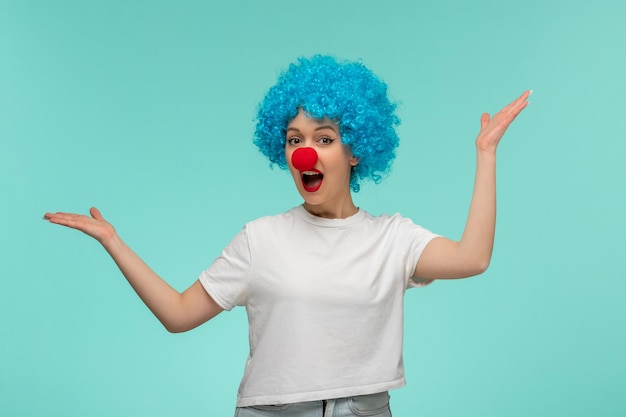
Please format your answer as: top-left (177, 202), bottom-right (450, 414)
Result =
top-left (235, 391), bottom-right (392, 417)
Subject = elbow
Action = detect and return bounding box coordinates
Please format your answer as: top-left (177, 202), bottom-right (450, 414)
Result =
top-left (474, 263), bottom-right (490, 276)
top-left (163, 320), bottom-right (189, 334)
top-left (469, 257), bottom-right (491, 277)
top-left (165, 325), bottom-right (185, 334)
top-left (163, 316), bottom-right (215, 334)
top-left (465, 245), bottom-right (493, 277)
top-left (457, 256), bottom-right (490, 278)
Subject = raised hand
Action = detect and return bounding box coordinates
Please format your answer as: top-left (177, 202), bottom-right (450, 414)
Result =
top-left (44, 207), bottom-right (116, 244)
top-left (414, 90), bottom-right (531, 280)
top-left (476, 90), bottom-right (531, 152)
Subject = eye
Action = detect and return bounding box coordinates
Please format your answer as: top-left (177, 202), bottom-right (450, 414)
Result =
top-left (286, 137), bottom-right (302, 146)
top-left (318, 136), bottom-right (335, 145)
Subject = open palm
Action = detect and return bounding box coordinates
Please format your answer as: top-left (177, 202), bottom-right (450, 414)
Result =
top-left (44, 207), bottom-right (116, 244)
top-left (476, 90), bottom-right (531, 152)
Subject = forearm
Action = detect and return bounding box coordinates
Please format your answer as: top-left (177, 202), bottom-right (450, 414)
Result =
top-left (457, 149), bottom-right (497, 273)
top-left (101, 234), bottom-right (185, 331)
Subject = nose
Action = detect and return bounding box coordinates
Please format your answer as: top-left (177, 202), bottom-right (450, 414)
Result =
top-left (291, 147), bottom-right (318, 171)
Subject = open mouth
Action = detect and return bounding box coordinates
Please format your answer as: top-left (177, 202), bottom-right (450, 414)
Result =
top-left (301, 170), bottom-right (323, 192)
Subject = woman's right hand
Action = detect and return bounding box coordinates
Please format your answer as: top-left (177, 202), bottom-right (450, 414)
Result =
top-left (44, 206), bottom-right (223, 331)
top-left (44, 207), bottom-right (116, 244)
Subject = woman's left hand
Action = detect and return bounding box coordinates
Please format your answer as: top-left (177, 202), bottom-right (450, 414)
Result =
top-left (475, 90), bottom-right (531, 152)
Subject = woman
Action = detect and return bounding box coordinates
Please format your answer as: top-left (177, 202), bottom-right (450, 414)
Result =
top-left (44, 55), bottom-right (530, 417)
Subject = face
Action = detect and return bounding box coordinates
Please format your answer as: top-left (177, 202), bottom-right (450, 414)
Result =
top-left (285, 110), bottom-right (359, 217)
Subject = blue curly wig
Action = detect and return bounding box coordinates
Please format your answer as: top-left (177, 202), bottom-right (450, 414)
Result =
top-left (253, 55), bottom-right (400, 192)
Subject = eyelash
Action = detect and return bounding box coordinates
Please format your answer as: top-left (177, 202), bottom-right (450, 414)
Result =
top-left (286, 136), bottom-right (335, 146)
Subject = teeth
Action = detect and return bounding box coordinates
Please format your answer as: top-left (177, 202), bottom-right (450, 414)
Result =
top-left (302, 171), bottom-right (319, 175)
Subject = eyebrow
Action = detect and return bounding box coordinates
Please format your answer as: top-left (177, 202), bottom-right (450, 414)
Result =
top-left (287, 125), bottom-right (338, 133)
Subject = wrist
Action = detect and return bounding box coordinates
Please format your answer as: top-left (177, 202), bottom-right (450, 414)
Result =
top-left (476, 146), bottom-right (497, 160)
top-left (100, 231), bottom-right (122, 252)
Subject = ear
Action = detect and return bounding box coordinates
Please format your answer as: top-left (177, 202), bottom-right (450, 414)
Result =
top-left (349, 155), bottom-right (360, 167)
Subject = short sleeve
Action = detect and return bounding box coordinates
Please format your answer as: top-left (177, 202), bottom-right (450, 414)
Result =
top-left (198, 226), bottom-right (251, 310)
top-left (397, 216), bottom-right (440, 289)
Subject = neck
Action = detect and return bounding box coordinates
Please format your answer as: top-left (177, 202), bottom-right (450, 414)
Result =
top-left (302, 200), bottom-right (358, 219)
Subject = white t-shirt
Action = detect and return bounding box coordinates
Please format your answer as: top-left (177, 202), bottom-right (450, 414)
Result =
top-left (199, 205), bottom-right (439, 407)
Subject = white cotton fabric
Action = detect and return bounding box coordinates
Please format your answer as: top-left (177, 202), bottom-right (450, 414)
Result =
top-left (199, 205), bottom-right (439, 407)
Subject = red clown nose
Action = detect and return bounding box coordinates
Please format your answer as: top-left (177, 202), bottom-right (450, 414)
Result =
top-left (291, 147), bottom-right (318, 171)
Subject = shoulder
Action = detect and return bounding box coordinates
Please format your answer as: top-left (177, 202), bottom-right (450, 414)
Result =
top-left (361, 210), bottom-right (439, 247)
top-left (242, 207), bottom-right (301, 232)
top-left (361, 210), bottom-right (424, 230)
top-left (247, 207), bottom-right (299, 224)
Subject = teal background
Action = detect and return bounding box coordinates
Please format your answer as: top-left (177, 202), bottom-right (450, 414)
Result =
top-left (1, 0), bottom-right (624, 416)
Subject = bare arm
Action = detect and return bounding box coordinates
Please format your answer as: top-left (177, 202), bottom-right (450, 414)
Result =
top-left (44, 207), bottom-right (223, 332)
top-left (414, 90), bottom-right (531, 280)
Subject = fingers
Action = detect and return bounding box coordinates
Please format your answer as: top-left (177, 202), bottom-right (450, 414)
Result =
top-left (507, 90), bottom-right (532, 107)
top-left (44, 207), bottom-right (104, 223)
top-left (43, 210), bottom-right (101, 230)
top-left (480, 90), bottom-right (531, 126)
top-left (501, 90), bottom-right (531, 118)
top-left (480, 112), bottom-right (491, 129)
top-left (475, 90), bottom-right (531, 151)
top-left (44, 211), bottom-right (91, 228)
top-left (482, 90), bottom-right (530, 133)
top-left (44, 209), bottom-right (116, 242)
top-left (44, 211), bottom-right (84, 220)
top-left (90, 207), bottom-right (103, 220)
